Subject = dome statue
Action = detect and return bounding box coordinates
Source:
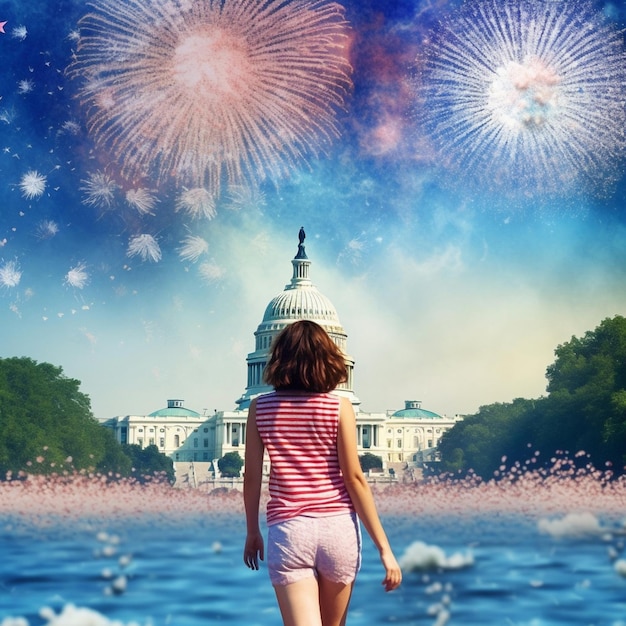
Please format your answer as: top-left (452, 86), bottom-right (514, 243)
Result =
top-left (235, 230), bottom-right (358, 409)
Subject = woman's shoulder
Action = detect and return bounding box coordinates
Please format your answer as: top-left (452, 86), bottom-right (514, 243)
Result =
top-left (327, 392), bottom-right (348, 404)
top-left (255, 391), bottom-right (277, 405)
top-left (257, 390), bottom-right (343, 404)
top-left (309, 391), bottom-right (341, 403)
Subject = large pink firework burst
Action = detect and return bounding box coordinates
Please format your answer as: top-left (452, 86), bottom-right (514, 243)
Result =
top-left (68, 0), bottom-right (353, 196)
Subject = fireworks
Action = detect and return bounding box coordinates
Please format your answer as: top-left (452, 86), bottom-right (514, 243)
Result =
top-left (0, 260), bottom-right (22, 288)
top-left (125, 188), bottom-right (159, 215)
top-left (127, 234), bottom-right (162, 263)
top-left (198, 261), bottom-right (225, 283)
top-left (60, 120), bottom-right (81, 136)
top-left (224, 184), bottom-right (266, 212)
top-left (0, 107), bottom-right (16, 125)
top-left (11, 25), bottom-right (27, 41)
top-left (65, 263), bottom-right (89, 289)
top-left (36, 220), bottom-right (60, 240)
top-left (68, 0), bottom-right (353, 197)
top-left (19, 170), bottom-right (47, 200)
top-left (80, 171), bottom-right (118, 209)
top-left (17, 79), bottom-right (34, 95)
top-left (415, 0), bottom-right (626, 195)
top-left (175, 187), bottom-right (216, 220)
top-left (178, 235), bottom-right (209, 263)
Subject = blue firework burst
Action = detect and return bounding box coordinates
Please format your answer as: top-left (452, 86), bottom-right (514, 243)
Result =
top-left (415, 0), bottom-right (626, 196)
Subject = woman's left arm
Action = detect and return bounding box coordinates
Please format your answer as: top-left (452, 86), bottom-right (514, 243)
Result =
top-left (337, 396), bottom-right (402, 591)
top-left (243, 398), bottom-right (265, 570)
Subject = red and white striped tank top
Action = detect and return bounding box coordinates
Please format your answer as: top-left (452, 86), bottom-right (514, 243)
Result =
top-left (254, 391), bottom-right (354, 526)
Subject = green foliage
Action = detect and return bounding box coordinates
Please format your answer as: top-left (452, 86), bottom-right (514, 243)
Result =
top-left (218, 451), bottom-right (244, 477)
top-left (0, 357), bottom-right (131, 478)
top-left (438, 316), bottom-right (626, 479)
top-left (359, 452), bottom-right (383, 471)
top-left (123, 444), bottom-right (175, 484)
top-left (541, 315), bottom-right (626, 466)
top-left (438, 398), bottom-right (539, 477)
top-left (97, 431), bottom-right (133, 477)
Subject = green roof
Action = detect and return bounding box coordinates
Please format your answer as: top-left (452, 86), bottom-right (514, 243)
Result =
top-left (148, 407), bottom-right (201, 417)
top-left (391, 407), bottom-right (443, 419)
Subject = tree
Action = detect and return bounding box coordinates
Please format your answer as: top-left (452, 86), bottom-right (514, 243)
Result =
top-left (218, 451), bottom-right (244, 477)
top-left (123, 444), bottom-right (175, 484)
top-left (359, 452), bottom-right (383, 472)
top-left (541, 315), bottom-right (626, 467)
top-left (438, 316), bottom-right (626, 479)
top-left (0, 357), bottom-right (132, 478)
top-left (438, 398), bottom-right (539, 477)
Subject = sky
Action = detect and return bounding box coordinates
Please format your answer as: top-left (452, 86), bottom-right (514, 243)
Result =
top-left (1, 0), bottom-right (625, 420)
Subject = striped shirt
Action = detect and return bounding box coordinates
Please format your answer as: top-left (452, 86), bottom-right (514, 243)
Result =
top-left (255, 391), bottom-right (354, 526)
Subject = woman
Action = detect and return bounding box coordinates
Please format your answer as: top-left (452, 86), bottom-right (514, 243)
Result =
top-left (243, 320), bottom-right (401, 626)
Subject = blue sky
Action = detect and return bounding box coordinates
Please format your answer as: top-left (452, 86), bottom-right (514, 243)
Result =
top-left (1, 0), bottom-right (625, 419)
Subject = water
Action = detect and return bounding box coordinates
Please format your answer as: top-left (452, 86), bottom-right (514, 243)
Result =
top-left (1, 474), bottom-right (625, 625)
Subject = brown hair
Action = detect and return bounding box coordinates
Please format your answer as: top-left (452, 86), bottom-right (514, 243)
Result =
top-left (263, 320), bottom-right (347, 393)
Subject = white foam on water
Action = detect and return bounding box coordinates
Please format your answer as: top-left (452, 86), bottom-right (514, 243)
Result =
top-left (537, 511), bottom-right (604, 539)
top-left (1, 605), bottom-right (149, 626)
top-left (398, 540), bottom-right (474, 572)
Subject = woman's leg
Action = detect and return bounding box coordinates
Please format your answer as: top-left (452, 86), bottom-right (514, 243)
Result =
top-left (274, 577), bottom-right (323, 626)
top-left (318, 576), bottom-right (354, 626)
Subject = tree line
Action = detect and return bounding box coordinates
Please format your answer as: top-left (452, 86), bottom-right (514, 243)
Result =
top-left (438, 315), bottom-right (626, 479)
top-left (0, 357), bottom-right (175, 483)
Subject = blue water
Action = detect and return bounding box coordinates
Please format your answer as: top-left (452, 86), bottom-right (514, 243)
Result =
top-left (1, 514), bottom-right (625, 625)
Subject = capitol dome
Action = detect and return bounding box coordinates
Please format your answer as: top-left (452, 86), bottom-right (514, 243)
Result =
top-left (256, 233), bottom-right (346, 344)
top-left (390, 400), bottom-right (443, 420)
top-left (262, 285), bottom-right (340, 325)
top-left (235, 229), bottom-right (357, 409)
top-left (149, 399), bottom-right (200, 418)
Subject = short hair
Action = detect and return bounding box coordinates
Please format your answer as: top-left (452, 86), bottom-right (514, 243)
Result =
top-left (263, 320), bottom-right (348, 393)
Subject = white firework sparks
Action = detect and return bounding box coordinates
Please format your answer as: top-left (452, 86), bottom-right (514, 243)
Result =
top-left (80, 171), bottom-right (118, 209)
top-left (11, 25), bottom-right (27, 41)
top-left (416, 0), bottom-right (626, 195)
top-left (178, 235), bottom-right (209, 263)
top-left (0, 107), bottom-right (17, 125)
top-left (17, 80), bottom-right (34, 94)
top-left (198, 261), bottom-right (225, 283)
top-left (337, 236), bottom-right (365, 265)
top-left (127, 234), bottom-right (162, 263)
top-left (65, 263), bottom-right (89, 289)
top-left (60, 120), bottom-right (81, 135)
top-left (175, 188), bottom-right (216, 220)
top-left (224, 184), bottom-right (266, 212)
top-left (19, 170), bottom-right (47, 199)
top-left (0, 260), bottom-right (22, 288)
top-left (36, 220), bottom-right (60, 239)
top-left (126, 188), bottom-right (159, 215)
top-left (68, 0), bottom-right (352, 196)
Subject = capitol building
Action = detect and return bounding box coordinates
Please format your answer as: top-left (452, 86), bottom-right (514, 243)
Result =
top-left (102, 231), bottom-right (463, 481)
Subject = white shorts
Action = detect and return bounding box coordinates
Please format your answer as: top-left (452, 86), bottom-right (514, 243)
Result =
top-left (267, 513), bottom-right (362, 586)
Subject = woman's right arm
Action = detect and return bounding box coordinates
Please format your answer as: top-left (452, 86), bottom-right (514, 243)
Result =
top-left (337, 396), bottom-right (402, 592)
top-left (243, 398), bottom-right (265, 570)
